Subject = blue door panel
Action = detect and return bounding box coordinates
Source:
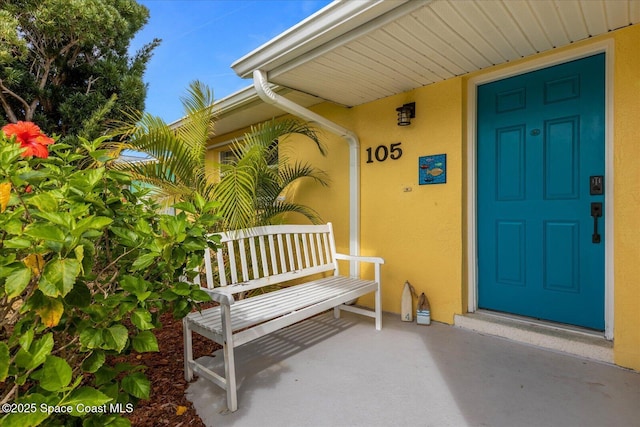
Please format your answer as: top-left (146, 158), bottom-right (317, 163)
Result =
top-left (478, 54), bottom-right (605, 330)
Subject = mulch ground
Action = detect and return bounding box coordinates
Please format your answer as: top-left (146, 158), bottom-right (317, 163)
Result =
top-left (119, 309), bottom-right (222, 426)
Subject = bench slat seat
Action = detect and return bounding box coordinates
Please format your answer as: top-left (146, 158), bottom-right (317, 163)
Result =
top-left (187, 276), bottom-right (377, 339)
top-left (183, 223), bottom-right (383, 412)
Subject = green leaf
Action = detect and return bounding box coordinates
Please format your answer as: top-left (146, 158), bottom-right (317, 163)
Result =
top-left (173, 201), bottom-right (196, 214)
top-left (103, 416), bottom-right (132, 427)
top-left (26, 193), bottom-right (58, 212)
top-left (24, 223), bottom-right (66, 242)
top-left (94, 366), bottom-right (117, 386)
top-left (40, 355), bottom-right (72, 391)
top-left (2, 393), bottom-right (50, 427)
top-left (131, 309), bottom-right (154, 330)
top-left (62, 387), bottom-right (112, 416)
top-left (32, 211), bottom-right (72, 228)
top-left (102, 325), bottom-right (128, 352)
top-left (110, 227), bottom-right (139, 245)
top-left (5, 265), bottom-right (31, 299)
top-left (39, 258), bottom-right (81, 297)
top-left (119, 276), bottom-right (142, 293)
top-left (19, 169), bottom-right (50, 183)
top-left (74, 215), bottom-right (113, 236)
top-left (90, 149), bottom-right (116, 163)
top-left (193, 192), bottom-right (206, 210)
top-left (106, 170), bottom-right (132, 185)
top-left (79, 328), bottom-right (103, 350)
top-left (64, 281), bottom-right (91, 307)
top-left (172, 282), bottom-right (191, 296)
top-left (203, 199), bottom-right (221, 212)
top-left (30, 334), bottom-right (54, 370)
top-left (172, 298), bottom-right (190, 318)
top-left (134, 218), bottom-right (153, 235)
top-left (15, 333), bottom-right (53, 370)
top-left (82, 350), bottom-right (106, 373)
top-left (131, 253), bottom-right (158, 271)
top-left (2, 237), bottom-right (32, 248)
top-left (121, 372), bottom-right (151, 399)
top-left (18, 329), bottom-right (34, 351)
top-left (74, 245), bottom-right (84, 274)
top-left (68, 167), bottom-right (105, 193)
top-left (190, 289), bottom-right (212, 302)
top-left (132, 331), bottom-right (159, 353)
top-left (0, 342), bottom-right (9, 381)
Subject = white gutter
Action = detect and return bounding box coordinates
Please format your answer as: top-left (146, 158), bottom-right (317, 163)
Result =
top-left (253, 69), bottom-right (360, 277)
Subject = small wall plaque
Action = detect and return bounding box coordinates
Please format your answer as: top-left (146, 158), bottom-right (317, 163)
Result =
top-left (419, 154), bottom-right (447, 185)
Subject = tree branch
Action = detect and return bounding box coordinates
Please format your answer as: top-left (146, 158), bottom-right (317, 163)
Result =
top-left (86, 76), bottom-right (99, 95)
top-left (0, 88), bottom-right (18, 123)
top-left (0, 79), bottom-right (29, 122)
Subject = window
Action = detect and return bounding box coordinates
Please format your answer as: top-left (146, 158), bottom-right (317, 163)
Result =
top-left (219, 149), bottom-right (237, 165)
top-left (219, 139), bottom-right (279, 166)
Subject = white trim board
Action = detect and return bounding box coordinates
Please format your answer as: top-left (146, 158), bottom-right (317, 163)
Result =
top-left (466, 40), bottom-right (615, 340)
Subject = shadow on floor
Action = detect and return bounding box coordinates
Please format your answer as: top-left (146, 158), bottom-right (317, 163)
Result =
top-left (187, 311), bottom-right (640, 427)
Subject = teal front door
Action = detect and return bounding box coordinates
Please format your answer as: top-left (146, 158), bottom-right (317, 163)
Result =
top-left (477, 54), bottom-right (605, 331)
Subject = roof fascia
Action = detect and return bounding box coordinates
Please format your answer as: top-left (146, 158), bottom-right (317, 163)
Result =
top-left (231, 0), bottom-right (413, 78)
top-left (169, 84), bottom-right (302, 130)
top-left (169, 85), bottom-right (257, 129)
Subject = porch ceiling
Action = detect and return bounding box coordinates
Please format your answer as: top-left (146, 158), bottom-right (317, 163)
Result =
top-left (232, 0), bottom-right (640, 108)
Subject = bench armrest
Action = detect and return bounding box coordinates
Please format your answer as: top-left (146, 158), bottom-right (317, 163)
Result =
top-left (203, 288), bottom-right (235, 306)
top-left (334, 253), bottom-right (384, 284)
top-left (334, 253), bottom-right (385, 265)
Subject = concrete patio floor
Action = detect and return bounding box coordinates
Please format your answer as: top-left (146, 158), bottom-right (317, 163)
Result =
top-left (186, 311), bottom-right (640, 427)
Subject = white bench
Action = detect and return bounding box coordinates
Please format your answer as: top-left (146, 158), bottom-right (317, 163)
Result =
top-left (183, 223), bottom-right (384, 412)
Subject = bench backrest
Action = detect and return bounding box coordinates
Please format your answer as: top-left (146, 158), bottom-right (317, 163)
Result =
top-left (201, 223), bottom-right (339, 294)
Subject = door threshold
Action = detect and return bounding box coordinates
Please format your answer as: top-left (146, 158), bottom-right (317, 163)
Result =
top-left (454, 310), bottom-right (613, 364)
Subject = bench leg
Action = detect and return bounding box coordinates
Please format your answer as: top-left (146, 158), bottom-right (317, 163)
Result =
top-left (333, 306), bottom-right (341, 319)
top-left (375, 284), bottom-right (382, 331)
top-left (183, 318), bottom-right (194, 381)
top-left (221, 305), bottom-right (238, 412)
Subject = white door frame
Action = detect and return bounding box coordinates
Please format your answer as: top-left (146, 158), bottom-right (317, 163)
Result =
top-left (466, 40), bottom-right (615, 340)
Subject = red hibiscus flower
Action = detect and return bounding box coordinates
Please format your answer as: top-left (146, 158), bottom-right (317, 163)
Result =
top-left (2, 121), bottom-right (54, 158)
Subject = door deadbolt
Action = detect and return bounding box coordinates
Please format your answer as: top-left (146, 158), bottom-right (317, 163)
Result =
top-left (590, 175), bottom-right (604, 195)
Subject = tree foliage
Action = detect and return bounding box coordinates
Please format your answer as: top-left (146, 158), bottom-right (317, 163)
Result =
top-left (110, 81), bottom-right (216, 205)
top-left (215, 119), bottom-right (329, 230)
top-left (111, 81), bottom-right (329, 231)
top-left (0, 126), bottom-right (219, 426)
top-left (0, 0), bottom-right (159, 137)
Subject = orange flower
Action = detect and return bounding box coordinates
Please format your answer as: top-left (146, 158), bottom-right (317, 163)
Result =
top-left (2, 121), bottom-right (54, 158)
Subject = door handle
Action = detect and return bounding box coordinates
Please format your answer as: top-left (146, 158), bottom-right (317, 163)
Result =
top-left (591, 202), bottom-right (602, 244)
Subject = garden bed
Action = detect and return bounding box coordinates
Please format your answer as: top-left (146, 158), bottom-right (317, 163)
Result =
top-left (121, 310), bottom-right (221, 426)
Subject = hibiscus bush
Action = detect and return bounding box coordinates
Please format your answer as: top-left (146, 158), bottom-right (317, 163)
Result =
top-left (0, 122), bottom-right (219, 426)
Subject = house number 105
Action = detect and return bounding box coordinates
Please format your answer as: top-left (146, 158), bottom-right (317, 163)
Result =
top-left (365, 142), bottom-right (403, 163)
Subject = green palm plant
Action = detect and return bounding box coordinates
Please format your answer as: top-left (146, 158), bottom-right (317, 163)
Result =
top-left (109, 80), bottom-right (216, 204)
top-left (215, 119), bottom-right (329, 230)
top-left (110, 80), bottom-right (329, 231)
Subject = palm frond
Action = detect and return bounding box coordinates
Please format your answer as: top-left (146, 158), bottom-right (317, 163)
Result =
top-left (175, 80), bottom-right (215, 161)
top-left (213, 163), bottom-right (258, 230)
top-left (278, 162), bottom-right (329, 189)
top-left (249, 118), bottom-right (327, 156)
top-left (106, 81), bottom-right (216, 205)
top-left (259, 201), bottom-right (324, 225)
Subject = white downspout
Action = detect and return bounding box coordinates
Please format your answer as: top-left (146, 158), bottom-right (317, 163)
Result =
top-left (253, 69), bottom-right (360, 277)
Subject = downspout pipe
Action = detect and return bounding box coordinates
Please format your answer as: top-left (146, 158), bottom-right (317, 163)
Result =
top-left (253, 69), bottom-right (360, 277)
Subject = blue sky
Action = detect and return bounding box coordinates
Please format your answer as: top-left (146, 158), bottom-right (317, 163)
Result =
top-left (130, 0), bottom-right (332, 123)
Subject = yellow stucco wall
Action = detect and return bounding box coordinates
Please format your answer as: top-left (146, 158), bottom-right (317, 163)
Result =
top-left (207, 24), bottom-right (640, 370)
top-left (354, 80), bottom-right (465, 324)
top-left (610, 24), bottom-right (640, 370)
